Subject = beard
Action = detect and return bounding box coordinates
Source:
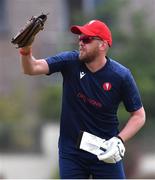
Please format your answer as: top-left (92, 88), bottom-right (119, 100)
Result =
top-left (79, 47), bottom-right (99, 63)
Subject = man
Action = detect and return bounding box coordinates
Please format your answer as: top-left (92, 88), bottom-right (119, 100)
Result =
top-left (19, 20), bottom-right (145, 179)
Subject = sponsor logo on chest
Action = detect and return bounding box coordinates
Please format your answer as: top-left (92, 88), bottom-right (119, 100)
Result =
top-left (80, 71), bottom-right (86, 79)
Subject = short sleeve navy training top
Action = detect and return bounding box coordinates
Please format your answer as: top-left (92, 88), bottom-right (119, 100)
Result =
top-left (45, 50), bottom-right (142, 156)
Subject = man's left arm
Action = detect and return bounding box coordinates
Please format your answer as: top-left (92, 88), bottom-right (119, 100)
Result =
top-left (119, 70), bottom-right (146, 142)
top-left (118, 106), bottom-right (146, 142)
top-left (97, 107), bottom-right (145, 163)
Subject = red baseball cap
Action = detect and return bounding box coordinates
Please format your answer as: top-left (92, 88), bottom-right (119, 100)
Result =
top-left (70, 20), bottom-right (112, 47)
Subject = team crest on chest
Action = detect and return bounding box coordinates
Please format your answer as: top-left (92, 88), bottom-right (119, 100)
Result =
top-left (103, 82), bottom-right (112, 91)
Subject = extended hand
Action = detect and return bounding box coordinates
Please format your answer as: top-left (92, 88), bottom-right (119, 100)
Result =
top-left (11, 13), bottom-right (48, 48)
top-left (97, 136), bottom-right (125, 163)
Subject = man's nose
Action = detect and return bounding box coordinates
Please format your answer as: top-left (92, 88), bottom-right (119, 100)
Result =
top-left (79, 40), bottom-right (84, 46)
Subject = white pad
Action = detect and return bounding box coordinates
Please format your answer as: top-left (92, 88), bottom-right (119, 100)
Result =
top-left (78, 131), bottom-right (107, 156)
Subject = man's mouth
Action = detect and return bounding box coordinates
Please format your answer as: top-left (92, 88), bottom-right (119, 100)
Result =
top-left (79, 47), bottom-right (85, 52)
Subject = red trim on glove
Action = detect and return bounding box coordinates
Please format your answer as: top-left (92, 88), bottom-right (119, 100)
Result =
top-left (19, 48), bottom-right (32, 56)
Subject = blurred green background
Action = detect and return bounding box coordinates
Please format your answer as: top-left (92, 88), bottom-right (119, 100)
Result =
top-left (0, 0), bottom-right (155, 179)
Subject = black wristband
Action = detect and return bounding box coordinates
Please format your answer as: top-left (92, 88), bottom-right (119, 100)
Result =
top-left (117, 136), bottom-right (124, 144)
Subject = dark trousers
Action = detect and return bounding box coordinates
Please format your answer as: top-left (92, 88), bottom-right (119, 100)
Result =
top-left (59, 153), bottom-right (126, 179)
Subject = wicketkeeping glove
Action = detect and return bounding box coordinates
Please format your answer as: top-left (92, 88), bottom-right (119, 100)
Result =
top-left (11, 13), bottom-right (48, 48)
top-left (97, 136), bottom-right (125, 163)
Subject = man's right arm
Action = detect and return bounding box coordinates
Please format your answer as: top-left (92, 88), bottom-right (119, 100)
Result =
top-left (20, 46), bottom-right (49, 75)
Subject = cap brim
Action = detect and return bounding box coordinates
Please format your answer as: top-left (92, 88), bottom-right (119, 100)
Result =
top-left (70, 26), bottom-right (95, 36)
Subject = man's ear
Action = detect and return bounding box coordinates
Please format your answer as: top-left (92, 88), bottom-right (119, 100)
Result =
top-left (99, 43), bottom-right (102, 47)
top-left (99, 41), bottom-right (108, 50)
top-left (99, 42), bottom-right (105, 49)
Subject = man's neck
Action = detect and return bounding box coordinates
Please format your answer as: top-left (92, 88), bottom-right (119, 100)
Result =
top-left (85, 56), bottom-right (107, 73)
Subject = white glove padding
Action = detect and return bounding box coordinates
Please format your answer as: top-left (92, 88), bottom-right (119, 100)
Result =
top-left (78, 131), bottom-right (107, 156)
top-left (97, 137), bottom-right (125, 163)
